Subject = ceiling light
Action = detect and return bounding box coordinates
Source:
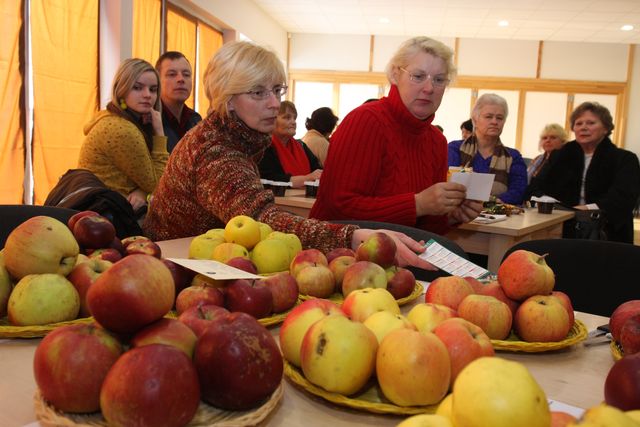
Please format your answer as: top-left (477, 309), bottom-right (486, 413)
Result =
top-left (379, 17), bottom-right (390, 24)
top-left (621, 24), bottom-right (634, 31)
top-left (498, 20), bottom-right (509, 27)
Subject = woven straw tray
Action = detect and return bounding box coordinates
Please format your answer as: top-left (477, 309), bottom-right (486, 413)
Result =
top-left (284, 359), bottom-right (439, 415)
top-left (299, 282), bottom-right (423, 307)
top-left (34, 382), bottom-right (283, 427)
top-left (491, 319), bottom-right (588, 352)
top-left (611, 340), bottom-right (624, 361)
top-left (0, 316), bottom-right (94, 339)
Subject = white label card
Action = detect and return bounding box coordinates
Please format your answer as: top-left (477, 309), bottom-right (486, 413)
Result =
top-left (450, 171), bottom-right (495, 202)
top-left (419, 239), bottom-right (492, 279)
top-left (167, 258), bottom-right (261, 280)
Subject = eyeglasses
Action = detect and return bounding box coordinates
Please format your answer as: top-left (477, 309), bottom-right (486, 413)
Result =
top-left (242, 85), bottom-right (288, 100)
top-left (399, 67), bottom-right (450, 89)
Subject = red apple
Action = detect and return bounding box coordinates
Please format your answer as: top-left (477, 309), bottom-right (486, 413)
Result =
top-left (175, 284), bottom-right (224, 315)
top-left (224, 279), bottom-right (273, 318)
top-left (550, 411), bottom-right (577, 427)
top-left (256, 272), bottom-right (299, 313)
top-left (296, 265), bottom-right (335, 298)
top-left (108, 236), bottom-right (126, 255)
top-left (86, 248), bottom-right (122, 263)
top-left (125, 240), bottom-right (162, 258)
top-left (194, 312), bottom-right (283, 410)
top-left (100, 344), bottom-right (200, 427)
top-left (326, 247), bottom-right (356, 263)
top-left (67, 258), bottom-right (113, 317)
top-left (425, 275), bottom-right (475, 310)
top-left (130, 318), bottom-right (198, 358)
top-left (552, 290), bottom-right (575, 326)
top-left (33, 323), bottom-right (123, 413)
top-left (610, 300), bottom-right (640, 342)
top-left (498, 250), bottom-right (555, 301)
top-left (67, 210), bottom-right (100, 232)
top-left (161, 258), bottom-right (196, 297)
top-left (433, 317), bottom-right (495, 384)
top-left (355, 231), bottom-right (397, 268)
top-left (341, 261), bottom-right (388, 297)
top-left (87, 255), bottom-right (175, 334)
top-left (329, 255), bottom-right (356, 293)
top-left (120, 235), bottom-right (152, 248)
top-left (178, 304), bottom-right (229, 338)
top-left (620, 314), bottom-right (640, 355)
top-left (289, 249), bottom-right (328, 278)
top-left (226, 256), bottom-right (258, 274)
top-left (477, 280), bottom-right (520, 318)
top-left (407, 303), bottom-right (458, 333)
top-left (458, 294), bottom-right (513, 340)
top-left (385, 266), bottom-right (416, 299)
top-left (464, 276), bottom-right (486, 293)
top-left (604, 352), bottom-right (640, 410)
top-left (514, 294), bottom-right (571, 342)
top-left (73, 215), bottom-right (116, 249)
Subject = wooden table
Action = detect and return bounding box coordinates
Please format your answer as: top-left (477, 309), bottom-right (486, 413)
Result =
top-left (446, 209), bottom-right (575, 272)
top-left (274, 189), bottom-right (315, 218)
top-left (0, 236), bottom-right (613, 427)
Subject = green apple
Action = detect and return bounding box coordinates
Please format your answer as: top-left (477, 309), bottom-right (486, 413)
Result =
top-left (188, 234), bottom-right (225, 259)
top-left (4, 216), bottom-right (79, 280)
top-left (211, 242), bottom-right (249, 264)
top-left (251, 239), bottom-right (290, 274)
top-left (223, 215), bottom-right (261, 250)
top-left (266, 231), bottom-right (302, 260)
top-left (0, 250), bottom-right (14, 317)
top-left (257, 222), bottom-right (273, 241)
top-left (205, 228), bottom-right (226, 239)
top-left (8, 273), bottom-right (80, 325)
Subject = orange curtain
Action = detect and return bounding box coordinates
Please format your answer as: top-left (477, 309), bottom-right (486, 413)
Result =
top-left (0, 0), bottom-right (24, 203)
top-left (198, 23), bottom-right (223, 116)
top-left (166, 8), bottom-right (197, 109)
top-left (132, 0), bottom-right (161, 65)
top-left (30, 0), bottom-right (98, 204)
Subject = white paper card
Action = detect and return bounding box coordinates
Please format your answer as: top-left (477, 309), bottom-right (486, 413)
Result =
top-left (450, 172), bottom-right (495, 202)
top-left (419, 239), bottom-right (492, 279)
top-left (167, 258), bottom-right (261, 280)
top-left (548, 399), bottom-right (585, 418)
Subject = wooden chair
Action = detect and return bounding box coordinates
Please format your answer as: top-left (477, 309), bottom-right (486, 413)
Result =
top-left (330, 220), bottom-right (468, 282)
top-left (0, 205), bottom-right (78, 248)
top-left (501, 239), bottom-right (640, 317)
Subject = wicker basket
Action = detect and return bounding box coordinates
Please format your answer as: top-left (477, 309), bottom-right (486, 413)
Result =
top-left (283, 360), bottom-right (439, 415)
top-left (299, 282), bottom-right (423, 306)
top-left (0, 316), bottom-right (94, 338)
top-left (611, 340), bottom-right (624, 361)
top-left (491, 319), bottom-right (588, 352)
top-left (34, 383), bottom-right (283, 427)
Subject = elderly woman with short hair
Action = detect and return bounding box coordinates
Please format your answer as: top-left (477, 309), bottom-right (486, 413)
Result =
top-left (448, 93), bottom-right (528, 205)
top-left (526, 123), bottom-right (568, 182)
top-left (143, 41), bottom-right (434, 269)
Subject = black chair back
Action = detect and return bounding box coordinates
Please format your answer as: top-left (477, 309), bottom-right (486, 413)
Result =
top-left (0, 205), bottom-right (79, 248)
top-left (501, 239), bottom-right (640, 317)
top-left (330, 220), bottom-right (468, 282)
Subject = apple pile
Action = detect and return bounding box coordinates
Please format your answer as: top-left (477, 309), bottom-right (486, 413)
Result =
top-left (609, 299), bottom-right (640, 356)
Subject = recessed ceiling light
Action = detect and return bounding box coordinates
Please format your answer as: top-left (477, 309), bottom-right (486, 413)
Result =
top-left (621, 24), bottom-right (634, 31)
top-left (498, 20), bottom-right (509, 27)
top-left (379, 17), bottom-right (390, 24)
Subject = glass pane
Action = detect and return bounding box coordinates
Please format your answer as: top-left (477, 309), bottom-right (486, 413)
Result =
top-left (436, 87), bottom-right (473, 143)
top-left (338, 83), bottom-right (380, 120)
top-left (522, 92), bottom-right (568, 159)
top-left (293, 81), bottom-right (333, 139)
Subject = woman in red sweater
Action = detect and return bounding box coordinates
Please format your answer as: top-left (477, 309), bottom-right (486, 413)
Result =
top-left (310, 37), bottom-right (482, 235)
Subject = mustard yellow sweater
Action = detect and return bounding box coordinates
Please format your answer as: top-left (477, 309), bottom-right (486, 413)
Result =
top-left (78, 111), bottom-right (168, 197)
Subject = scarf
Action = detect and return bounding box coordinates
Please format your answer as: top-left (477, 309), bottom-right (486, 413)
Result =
top-left (458, 135), bottom-right (513, 196)
top-left (270, 135), bottom-right (311, 176)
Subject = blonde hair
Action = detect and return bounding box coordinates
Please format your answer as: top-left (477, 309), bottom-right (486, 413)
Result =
top-left (111, 58), bottom-right (161, 111)
top-left (385, 36), bottom-right (456, 83)
top-left (472, 93), bottom-right (509, 122)
top-left (539, 123), bottom-right (568, 148)
top-left (203, 41), bottom-right (287, 118)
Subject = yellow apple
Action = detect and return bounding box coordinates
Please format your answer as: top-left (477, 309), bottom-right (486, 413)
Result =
top-left (211, 242), bottom-right (249, 264)
top-left (223, 215), bottom-right (261, 250)
top-left (626, 410), bottom-right (640, 423)
top-left (342, 287), bottom-right (400, 322)
top-left (251, 239), bottom-right (291, 274)
top-left (4, 216), bottom-right (79, 280)
top-left (0, 250), bottom-right (14, 317)
top-left (452, 357), bottom-right (550, 427)
top-left (204, 228), bottom-right (225, 239)
top-left (407, 303), bottom-right (457, 333)
top-left (396, 414), bottom-right (454, 427)
top-left (363, 311), bottom-right (416, 344)
top-left (266, 231), bottom-right (302, 260)
top-left (188, 234), bottom-right (225, 259)
top-left (436, 394), bottom-right (454, 420)
top-left (257, 222), bottom-right (273, 240)
top-left (377, 328), bottom-right (450, 406)
top-left (573, 404), bottom-right (639, 427)
top-left (8, 273), bottom-right (80, 326)
top-left (300, 314), bottom-right (377, 395)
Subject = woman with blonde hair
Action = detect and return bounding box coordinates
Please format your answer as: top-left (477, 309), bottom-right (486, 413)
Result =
top-left (78, 58), bottom-right (167, 213)
top-left (144, 41), bottom-right (433, 269)
top-left (527, 123), bottom-right (568, 182)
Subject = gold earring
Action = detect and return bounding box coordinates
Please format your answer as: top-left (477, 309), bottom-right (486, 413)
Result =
top-left (119, 99), bottom-right (127, 110)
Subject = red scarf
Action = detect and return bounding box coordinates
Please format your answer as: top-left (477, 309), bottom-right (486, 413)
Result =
top-left (270, 135), bottom-right (311, 176)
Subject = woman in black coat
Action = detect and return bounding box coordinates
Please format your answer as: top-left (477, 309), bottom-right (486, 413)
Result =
top-left (528, 102), bottom-right (640, 243)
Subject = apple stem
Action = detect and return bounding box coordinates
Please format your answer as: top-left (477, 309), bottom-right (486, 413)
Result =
top-left (537, 253), bottom-right (549, 264)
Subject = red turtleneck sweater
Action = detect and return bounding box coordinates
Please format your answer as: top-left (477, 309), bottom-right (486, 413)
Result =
top-left (309, 85), bottom-right (449, 235)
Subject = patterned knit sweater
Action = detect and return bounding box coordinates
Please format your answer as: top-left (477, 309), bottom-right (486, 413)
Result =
top-left (78, 111), bottom-right (168, 196)
top-left (310, 85), bottom-right (449, 235)
top-left (143, 112), bottom-right (357, 253)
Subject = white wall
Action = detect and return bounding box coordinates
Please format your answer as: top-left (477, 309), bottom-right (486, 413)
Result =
top-left (458, 39), bottom-right (539, 78)
top-left (290, 34), bottom-right (370, 71)
top-left (541, 42), bottom-right (628, 82)
top-left (626, 44), bottom-right (640, 157)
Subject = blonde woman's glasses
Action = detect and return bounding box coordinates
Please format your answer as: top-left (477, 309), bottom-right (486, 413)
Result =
top-left (399, 68), bottom-right (450, 89)
top-left (244, 85), bottom-right (288, 100)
